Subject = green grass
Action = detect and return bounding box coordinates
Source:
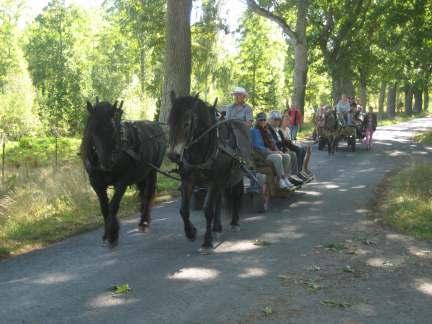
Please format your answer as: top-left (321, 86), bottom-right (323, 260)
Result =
top-left (380, 162), bottom-right (432, 240)
top-left (0, 137), bottom-right (179, 259)
top-left (414, 130), bottom-right (432, 145)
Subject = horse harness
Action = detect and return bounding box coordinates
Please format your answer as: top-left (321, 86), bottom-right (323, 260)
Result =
top-left (119, 121), bottom-right (181, 181)
top-left (181, 118), bottom-right (259, 185)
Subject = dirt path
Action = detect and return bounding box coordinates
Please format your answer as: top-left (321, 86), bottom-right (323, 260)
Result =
top-left (1, 118), bottom-right (432, 324)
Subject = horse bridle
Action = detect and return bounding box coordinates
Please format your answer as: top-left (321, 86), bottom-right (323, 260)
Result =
top-left (178, 109), bottom-right (222, 170)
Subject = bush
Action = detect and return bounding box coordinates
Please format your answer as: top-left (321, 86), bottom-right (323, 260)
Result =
top-left (5, 136), bottom-right (81, 168)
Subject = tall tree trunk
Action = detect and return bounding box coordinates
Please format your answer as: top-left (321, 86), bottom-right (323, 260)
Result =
top-left (139, 39), bottom-right (146, 99)
top-left (413, 87), bottom-right (423, 113)
top-left (330, 63), bottom-right (355, 103)
top-left (424, 87), bottom-right (429, 112)
top-left (404, 82), bottom-right (413, 115)
top-left (359, 70), bottom-right (367, 108)
top-left (378, 81), bottom-right (386, 115)
top-left (159, 0), bottom-right (192, 122)
top-left (246, 0), bottom-right (309, 117)
top-left (291, 0), bottom-right (308, 118)
top-left (387, 82), bottom-right (397, 118)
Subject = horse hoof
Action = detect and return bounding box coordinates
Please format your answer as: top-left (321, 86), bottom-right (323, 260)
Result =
top-left (231, 225), bottom-right (240, 232)
top-left (198, 246), bottom-right (213, 255)
top-left (138, 223), bottom-right (150, 232)
top-left (186, 227), bottom-right (197, 241)
top-left (108, 240), bottom-right (118, 249)
top-left (213, 232), bottom-right (221, 241)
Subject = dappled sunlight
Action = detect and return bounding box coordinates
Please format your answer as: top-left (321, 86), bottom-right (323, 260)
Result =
top-left (324, 184), bottom-right (339, 189)
top-left (355, 208), bottom-right (370, 214)
top-left (241, 215), bottom-right (266, 223)
top-left (408, 246), bottom-right (432, 258)
top-left (415, 278), bottom-right (432, 297)
top-left (215, 240), bottom-right (260, 253)
top-left (367, 257), bottom-right (387, 268)
top-left (238, 267), bottom-right (267, 278)
top-left (386, 233), bottom-right (411, 242)
top-left (388, 150), bottom-right (408, 157)
top-left (367, 256), bottom-right (405, 268)
top-left (287, 200), bottom-right (324, 209)
top-left (31, 272), bottom-right (77, 285)
top-left (168, 267), bottom-right (220, 281)
top-left (298, 190), bottom-right (322, 197)
top-left (260, 226), bottom-right (305, 241)
top-left (88, 293), bottom-right (140, 308)
top-left (358, 167), bottom-right (376, 173)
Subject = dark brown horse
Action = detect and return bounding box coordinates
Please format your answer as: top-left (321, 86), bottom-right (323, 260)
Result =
top-left (81, 99), bottom-right (166, 247)
top-left (167, 93), bottom-right (252, 253)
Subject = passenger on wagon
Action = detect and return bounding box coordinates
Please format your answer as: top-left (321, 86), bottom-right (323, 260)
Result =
top-left (280, 112), bottom-right (314, 179)
top-left (250, 112), bottom-right (296, 190)
top-left (224, 86), bottom-right (253, 127)
top-left (267, 111), bottom-right (308, 186)
top-left (336, 94), bottom-right (352, 126)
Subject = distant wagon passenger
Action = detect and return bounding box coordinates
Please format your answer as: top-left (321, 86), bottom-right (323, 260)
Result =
top-left (225, 86), bottom-right (253, 127)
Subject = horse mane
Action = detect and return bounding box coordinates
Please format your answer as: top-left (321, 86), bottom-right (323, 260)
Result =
top-left (168, 95), bottom-right (216, 129)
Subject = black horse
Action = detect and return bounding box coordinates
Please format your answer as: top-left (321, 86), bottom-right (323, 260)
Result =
top-left (81, 99), bottom-right (166, 247)
top-left (167, 92), bottom-right (252, 253)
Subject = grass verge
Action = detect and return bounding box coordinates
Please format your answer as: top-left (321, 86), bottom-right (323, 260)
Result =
top-left (376, 130), bottom-right (432, 240)
top-left (378, 162), bottom-right (432, 240)
top-left (0, 158), bottom-right (179, 259)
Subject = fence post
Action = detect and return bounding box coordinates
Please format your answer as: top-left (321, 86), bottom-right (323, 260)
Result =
top-left (53, 127), bottom-right (59, 171)
top-left (1, 133), bottom-right (6, 182)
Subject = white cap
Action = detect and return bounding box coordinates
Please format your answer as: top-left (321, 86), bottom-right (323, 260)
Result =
top-left (269, 110), bottom-right (282, 120)
top-left (231, 86), bottom-right (248, 96)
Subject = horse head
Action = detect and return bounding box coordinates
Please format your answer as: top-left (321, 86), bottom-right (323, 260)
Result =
top-left (167, 91), bottom-right (217, 163)
top-left (84, 99), bottom-right (124, 171)
top-left (324, 109), bottom-right (338, 130)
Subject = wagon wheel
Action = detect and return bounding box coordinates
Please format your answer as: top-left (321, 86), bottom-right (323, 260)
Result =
top-left (348, 137), bottom-right (356, 152)
top-left (252, 192), bottom-right (266, 213)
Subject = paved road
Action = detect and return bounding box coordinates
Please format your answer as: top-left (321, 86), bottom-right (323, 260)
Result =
top-left (1, 118), bottom-right (432, 324)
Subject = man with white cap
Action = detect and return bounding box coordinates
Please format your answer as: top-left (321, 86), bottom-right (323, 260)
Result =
top-left (225, 86), bottom-right (253, 127)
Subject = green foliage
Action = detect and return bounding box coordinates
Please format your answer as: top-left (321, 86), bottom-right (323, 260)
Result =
top-left (236, 12), bottom-right (287, 111)
top-left (0, 0), bottom-right (40, 138)
top-left (381, 161), bottom-right (432, 240)
top-left (25, 0), bottom-right (92, 135)
top-left (5, 136), bottom-right (80, 168)
top-left (0, 0), bottom-right (23, 89)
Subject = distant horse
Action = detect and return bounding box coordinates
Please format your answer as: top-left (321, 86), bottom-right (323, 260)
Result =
top-left (167, 92), bottom-right (252, 253)
top-left (81, 99), bottom-right (166, 247)
top-left (322, 110), bottom-right (339, 156)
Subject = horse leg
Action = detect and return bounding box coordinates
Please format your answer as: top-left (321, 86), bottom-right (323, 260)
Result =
top-left (106, 183), bottom-right (127, 247)
top-left (229, 181), bottom-right (243, 232)
top-left (212, 192), bottom-right (223, 234)
top-left (202, 184), bottom-right (218, 250)
top-left (137, 170), bottom-right (157, 232)
top-left (180, 179), bottom-right (196, 241)
top-left (92, 184), bottom-right (109, 242)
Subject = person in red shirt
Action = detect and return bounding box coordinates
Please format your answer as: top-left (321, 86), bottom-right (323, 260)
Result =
top-left (286, 105), bottom-right (302, 141)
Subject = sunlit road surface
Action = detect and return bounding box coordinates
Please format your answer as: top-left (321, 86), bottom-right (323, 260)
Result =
top-left (1, 117), bottom-right (432, 324)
